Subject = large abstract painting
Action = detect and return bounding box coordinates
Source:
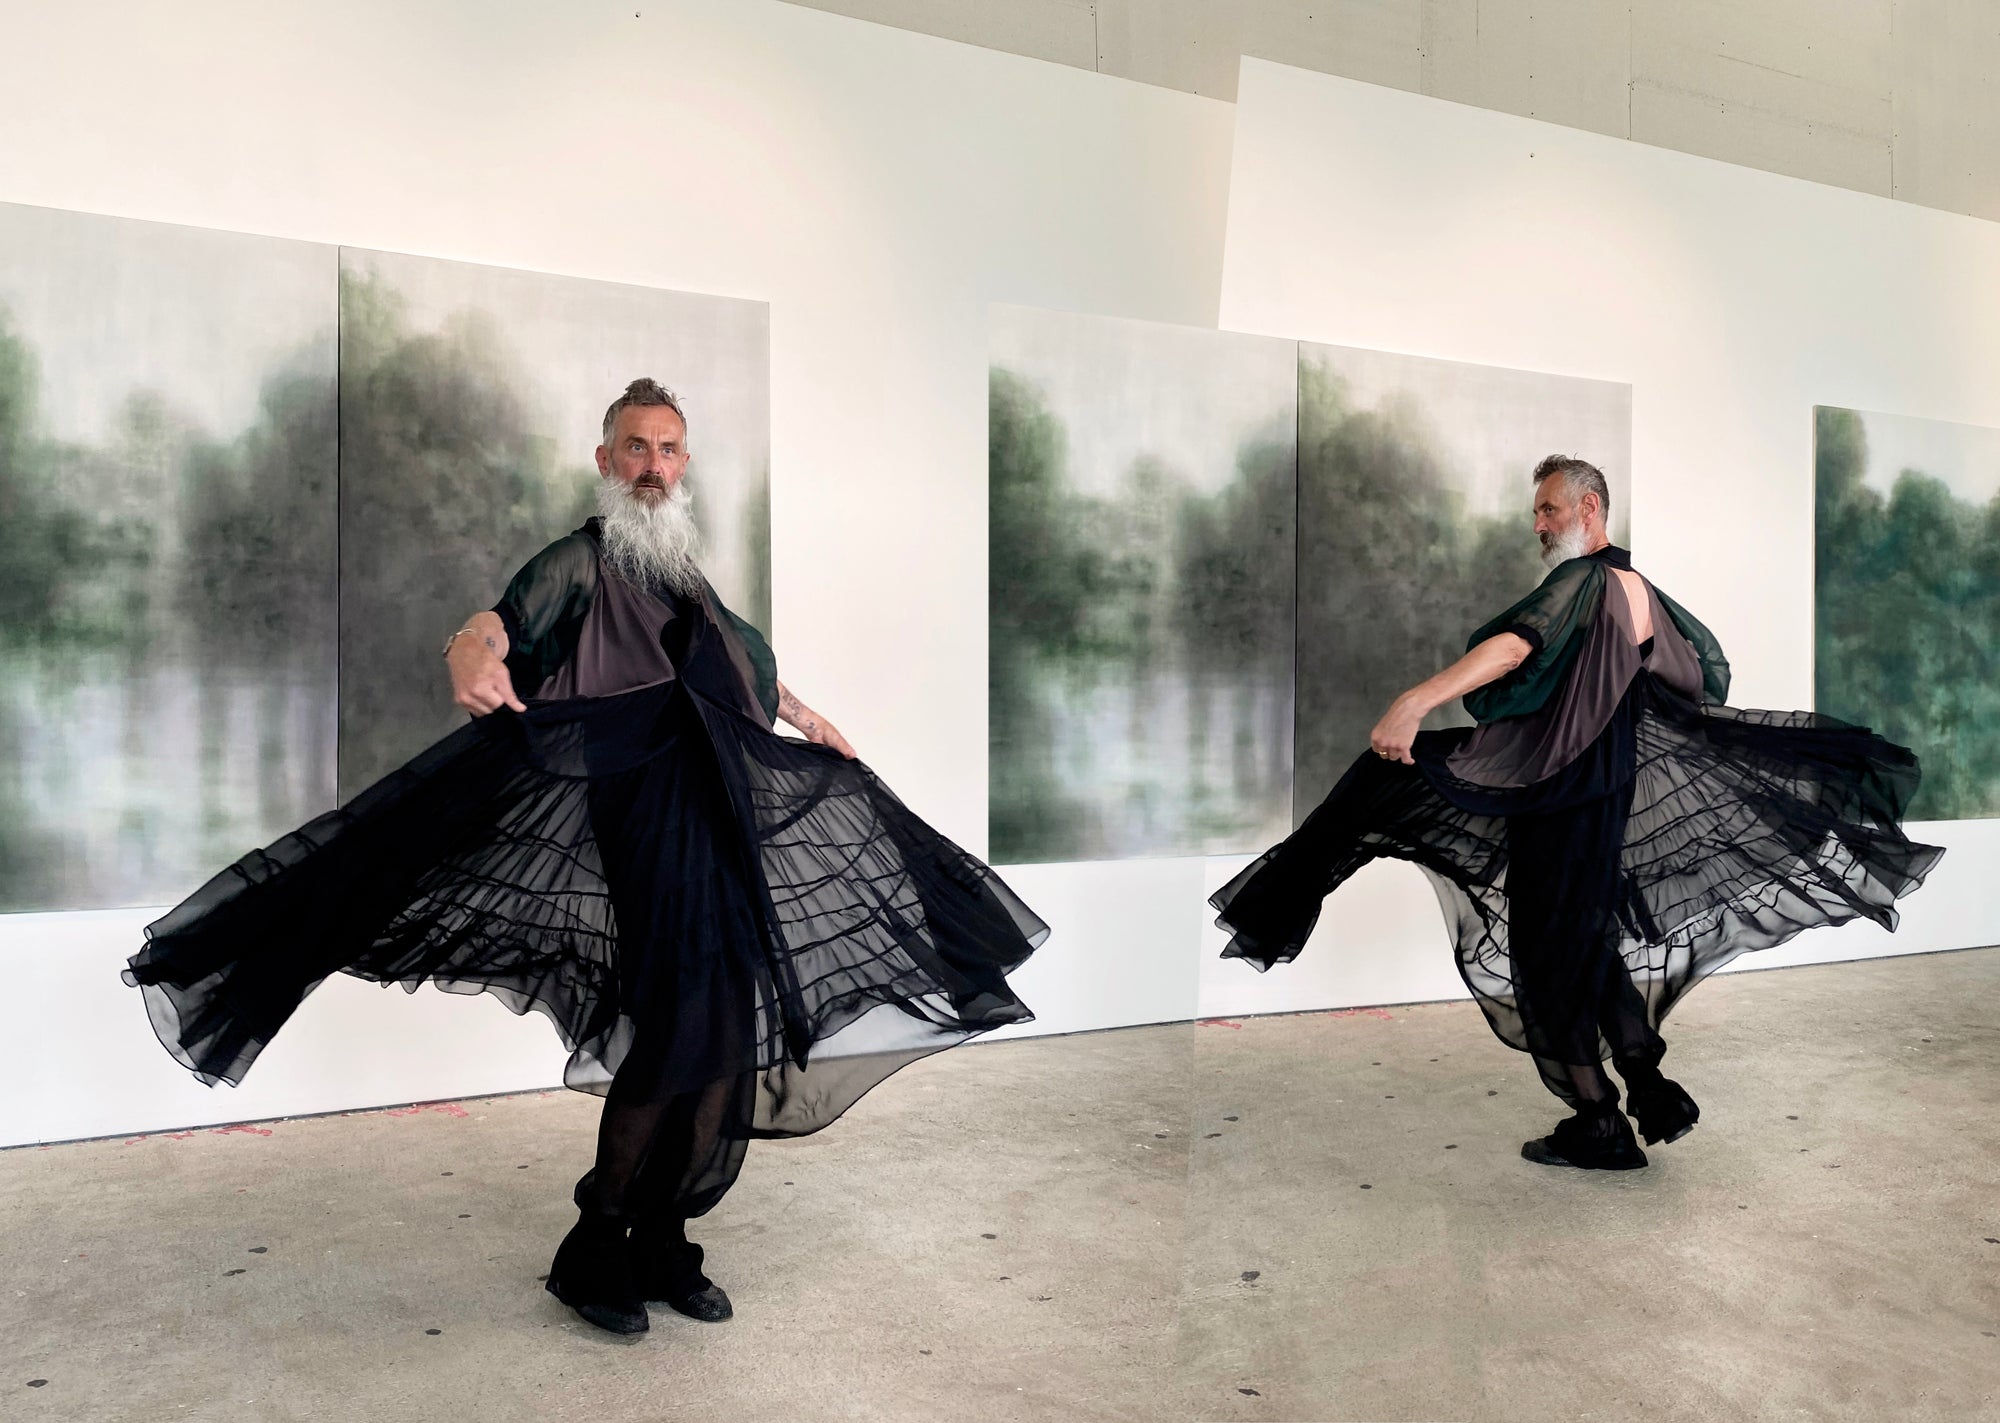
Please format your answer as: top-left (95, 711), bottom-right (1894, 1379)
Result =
top-left (338, 250), bottom-right (771, 797)
top-left (1294, 344), bottom-right (1631, 813)
top-left (0, 202), bottom-right (337, 911)
top-left (989, 307), bottom-right (1297, 864)
top-left (1816, 405), bottom-right (2000, 821)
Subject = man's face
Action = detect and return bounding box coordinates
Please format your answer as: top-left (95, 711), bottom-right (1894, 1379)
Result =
top-left (595, 405), bottom-right (690, 502)
top-left (1533, 474), bottom-right (1590, 554)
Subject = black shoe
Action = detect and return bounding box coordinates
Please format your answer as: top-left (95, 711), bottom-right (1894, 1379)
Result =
top-left (1522, 1107), bottom-right (1648, 1171)
top-left (632, 1226), bottom-right (733, 1323)
top-left (1624, 1076), bottom-right (1700, 1146)
top-left (546, 1213), bottom-right (649, 1336)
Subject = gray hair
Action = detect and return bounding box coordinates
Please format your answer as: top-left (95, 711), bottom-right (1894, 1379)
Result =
top-left (1532, 454), bottom-right (1611, 522)
top-left (601, 377), bottom-right (688, 446)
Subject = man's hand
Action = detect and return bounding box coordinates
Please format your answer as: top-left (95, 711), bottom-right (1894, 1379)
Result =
top-left (777, 681), bottom-right (857, 759)
top-left (801, 716), bottom-right (858, 760)
top-left (1369, 696), bottom-right (1423, 766)
top-left (447, 611), bottom-right (525, 716)
top-left (1369, 632), bottom-right (1533, 764)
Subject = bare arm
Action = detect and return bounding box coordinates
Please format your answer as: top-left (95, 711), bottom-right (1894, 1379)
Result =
top-left (445, 610), bottom-right (526, 716)
top-left (777, 680), bottom-right (856, 759)
top-left (1368, 632), bottom-right (1533, 765)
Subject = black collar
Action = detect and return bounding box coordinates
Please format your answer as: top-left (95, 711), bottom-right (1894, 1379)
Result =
top-left (1587, 544), bottom-right (1632, 570)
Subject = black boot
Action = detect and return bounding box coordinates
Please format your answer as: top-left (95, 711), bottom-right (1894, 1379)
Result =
top-left (545, 1209), bottom-right (649, 1336)
top-left (632, 1221), bottom-right (733, 1323)
top-left (1619, 1063), bottom-right (1700, 1146)
top-left (1522, 1102), bottom-right (1648, 1171)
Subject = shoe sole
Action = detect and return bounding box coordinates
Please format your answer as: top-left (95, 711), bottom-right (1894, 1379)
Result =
top-left (1521, 1139), bottom-right (1649, 1170)
top-left (650, 1285), bottom-right (734, 1322)
top-left (546, 1275), bottom-right (650, 1335)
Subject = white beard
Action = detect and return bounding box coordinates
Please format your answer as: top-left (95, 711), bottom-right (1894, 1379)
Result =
top-left (1539, 523), bottom-right (1592, 570)
top-left (597, 477), bottom-right (705, 597)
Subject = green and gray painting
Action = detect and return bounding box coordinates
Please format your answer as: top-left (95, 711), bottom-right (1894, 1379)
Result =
top-left (989, 307), bottom-right (1296, 864)
top-left (1816, 404), bottom-right (2000, 821)
top-left (0, 202), bottom-right (337, 910)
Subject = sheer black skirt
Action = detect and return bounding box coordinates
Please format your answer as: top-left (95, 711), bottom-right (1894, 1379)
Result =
top-left (1210, 674), bottom-right (1943, 1098)
top-left (126, 681), bottom-right (1047, 1213)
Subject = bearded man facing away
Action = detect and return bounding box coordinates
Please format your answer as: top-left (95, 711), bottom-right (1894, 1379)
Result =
top-left (128, 379), bottom-right (1048, 1337)
top-left (1212, 455), bottom-right (1941, 1170)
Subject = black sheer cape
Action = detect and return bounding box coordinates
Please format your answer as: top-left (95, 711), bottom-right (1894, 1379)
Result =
top-left (1211, 547), bottom-right (1943, 1067)
top-left (126, 525), bottom-right (1048, 1152)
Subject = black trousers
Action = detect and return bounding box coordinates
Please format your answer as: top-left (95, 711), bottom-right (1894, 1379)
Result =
top-left (1504, 774), bottom-right (1665, 1107)
top-left (576, 696), bottom-right (760, 1226)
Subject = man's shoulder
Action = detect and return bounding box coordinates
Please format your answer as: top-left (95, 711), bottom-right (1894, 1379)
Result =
top-left (528, 522), bottom-right (601, 562)
top-left (503, 524), bottom-right (602, 596)
top-left (1533, 555), bottom-right (1607, 591)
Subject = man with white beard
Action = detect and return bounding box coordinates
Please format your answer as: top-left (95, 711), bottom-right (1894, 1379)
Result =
top-left (448, 379), bottom-right (852, 756)
top-left (1211, 454), bottom-right (1939, 1173)
top-left (128, 377), bottom-right (1047, 1342)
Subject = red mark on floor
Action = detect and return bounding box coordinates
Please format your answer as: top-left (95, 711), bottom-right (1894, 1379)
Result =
top-left (1197, 1019), bottom-right (1245, 1030)
top-left (212, 1124), bottom-right (274, 1137)
top-left (1327, 1008), bottom-right (1394, 1021)
top-left (382, 1103), bottom-right (470, 1119)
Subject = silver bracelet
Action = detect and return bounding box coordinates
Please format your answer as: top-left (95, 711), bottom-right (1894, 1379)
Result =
top-left (441, 627), bottom-right (482, 658)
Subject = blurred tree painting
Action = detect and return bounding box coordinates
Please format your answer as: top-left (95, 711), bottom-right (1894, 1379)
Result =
top-left (1815, 405), bottom-right (2000, 821)
top-left (989, 309), bottom-right (1296, 864)
top-left (0, 209), bottom-right (773, 911)
top-left (1293, 344), bottom-right (1631, 818)
top-left (0, 203), bottom-right (337, 910)
top-left (336, 250), bottom-right (772, 797)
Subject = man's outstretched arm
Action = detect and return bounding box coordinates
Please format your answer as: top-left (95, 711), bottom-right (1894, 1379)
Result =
top-left (1368, 632), bottom-right (1534, 765)
top-left (777, 681), bottom-right (857, 759)
top-left (445, 611), bottom-right (526, 716)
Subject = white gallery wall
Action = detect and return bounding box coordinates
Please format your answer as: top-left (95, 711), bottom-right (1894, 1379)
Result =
top-left (1, 11), bottom-right (1994, 1145)
top-left (0, 0), bottom-right (1232, 1146)
top-left (1197, 59), bottom-right (2000, 1022)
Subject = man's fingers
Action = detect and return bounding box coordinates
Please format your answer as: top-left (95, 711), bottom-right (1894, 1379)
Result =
top-left (459, 683), bottom-right (512, 717)
top-left (467, 674), bottom-right (522, 715)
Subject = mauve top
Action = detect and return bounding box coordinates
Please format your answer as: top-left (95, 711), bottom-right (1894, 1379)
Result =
top-left (1442, 551), bottom-right (1707, 791)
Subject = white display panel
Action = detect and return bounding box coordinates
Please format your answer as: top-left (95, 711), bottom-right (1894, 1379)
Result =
top-left (1200, 58), bottom-right (2000, 1018)
top-left (0, 0), bottom-right (1234, 1145)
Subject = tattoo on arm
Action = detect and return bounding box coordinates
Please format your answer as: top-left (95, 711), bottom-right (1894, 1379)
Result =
top-left (778, 685), bottom-right (819, 733)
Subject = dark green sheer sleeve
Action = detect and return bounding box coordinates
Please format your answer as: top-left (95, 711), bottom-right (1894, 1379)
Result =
top-left (1655, 588), bottom-right (1731, 705)
top-left (492, 530), bottom-right (598, 695)
top-left (1460, 558), bottom-right (1607, 724)
top-left (708, 588), bottom-right (781, 723)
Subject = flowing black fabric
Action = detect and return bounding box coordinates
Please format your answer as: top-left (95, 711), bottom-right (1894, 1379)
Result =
top-left (126, 563), bottom-right (1046, 1219)
top-left (1212, 569), bottom-right (1943, 1107)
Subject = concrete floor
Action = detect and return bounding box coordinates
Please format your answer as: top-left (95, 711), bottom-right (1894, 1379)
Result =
top-left (4, 949), bottom-right (1996, 1423)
